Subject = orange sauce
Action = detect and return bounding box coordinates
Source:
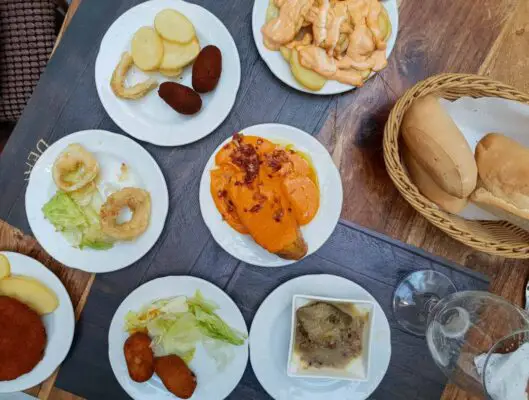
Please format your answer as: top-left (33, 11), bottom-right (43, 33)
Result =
top-left (210, 134), bottom-right (320, 254)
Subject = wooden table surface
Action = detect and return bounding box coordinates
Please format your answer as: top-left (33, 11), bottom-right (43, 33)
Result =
top-left (0, 0), bottom-right (528, 399)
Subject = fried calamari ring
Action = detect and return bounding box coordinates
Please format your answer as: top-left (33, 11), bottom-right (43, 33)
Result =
top-left (52, 144), bottom-right (99, 192)
top-left (100, 187), bottom-right (151, 240)
top-left (111, 52), bottom-right (159, 100)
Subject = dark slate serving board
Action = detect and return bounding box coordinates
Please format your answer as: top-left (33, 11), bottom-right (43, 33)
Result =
top-left (0, 0), bottom-right (489, 399)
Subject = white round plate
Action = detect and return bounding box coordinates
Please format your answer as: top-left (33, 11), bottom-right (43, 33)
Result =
top-left (0, 252), bottom-right (75, 393)
top-left (108, 276), bottom-right (249, 400)
top-left (199, 123), bottom-right (343, 267)
top-left (25, 130), bottom-right (169, 273)
top-left (250, 274), bottom-right (391, 400)
top-left (252, 0), bottom-right (399, 95)
top-left (95, 0), bottom-right (241, 146)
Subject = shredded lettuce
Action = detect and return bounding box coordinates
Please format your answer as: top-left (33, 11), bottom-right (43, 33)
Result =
top-left (193, 306), bottom-right (246, 345)
top-left (43, 190), bottom-right (114, 251)
top-left (124, 291), bottom-right (246, 369)
top-left (187, 289), bottom-right (219, 314)
top-left (42, 191), bottom-right (88, 232)
top-left (69, 183), bottom-right (97, 207)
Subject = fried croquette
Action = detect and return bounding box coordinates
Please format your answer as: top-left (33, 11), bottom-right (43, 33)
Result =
top-left (0, 296), bottom-right (47, 381)
top-left (124, 332), bottom-right (154, 382)
top-left (155, 355), bottom-right (197, 399)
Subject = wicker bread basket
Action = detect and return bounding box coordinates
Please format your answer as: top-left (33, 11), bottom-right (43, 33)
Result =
top-left (383, 73), bottom-right (529, 259)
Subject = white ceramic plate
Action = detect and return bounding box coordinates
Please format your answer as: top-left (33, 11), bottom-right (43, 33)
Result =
top-left (249, 274), bottom-right (391, 400)
top-left (199, 123), bottom-right (343, 267)
top-left (25, 130), bottom-right (169, 273)
top-left (0, 252), bottom-right (75, 393)
top-left (252, 0), bottom-right (399, 95)
top-left (108, 276), bottom-right (249, 400)
top-left (95, 0), bottom-right (241, 146)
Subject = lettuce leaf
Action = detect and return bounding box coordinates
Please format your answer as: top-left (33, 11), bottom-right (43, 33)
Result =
top-left (42, 191), bottom-right (88, 232)
top-left (193, 306), bottom-right (246, 346)
top-left (187, 290), bottom-right (219, 314)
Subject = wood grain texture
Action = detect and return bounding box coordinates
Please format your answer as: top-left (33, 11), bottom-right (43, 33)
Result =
top-left (441, 2), bottom-right (529, 399)
top-left (0, 221), bottom-right (93, 400)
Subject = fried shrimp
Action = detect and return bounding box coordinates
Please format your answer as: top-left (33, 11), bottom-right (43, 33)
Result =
top-left (100, 187), bottom-right (151, 240)
top-left (111, 52), bottom-right (159, 100)
top-left (52, 144), bottom-right (99, 192)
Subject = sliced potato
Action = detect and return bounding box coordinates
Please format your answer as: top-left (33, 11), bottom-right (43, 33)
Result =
top-left (155, 9), bottom-right (196, 44)
top-left (378, 8), bottom-right (391, 42)
top-left (0, 276), bottom-right (59, 315)
top-left (280, 46), bottom-right (292, 62)
top-left (0, 254), bottom-right (10, 280)
top-left (131, 27), bottom-right (164, 71)
top-left (290, 49), bottom-right (327, 91)
top-left (160, 39), bottom-right (200, 70)
top-left (159, 68), bottom-right (183, 78)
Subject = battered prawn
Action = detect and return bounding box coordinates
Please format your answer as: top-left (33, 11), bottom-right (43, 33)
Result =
top-left (100, 187), bottom-right (151, 240)
top-left (52, 144), bottom-right (99, 192)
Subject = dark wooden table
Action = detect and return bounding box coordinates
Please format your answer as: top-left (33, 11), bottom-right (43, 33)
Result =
top-left (1, 0), bottom-right (528, 399)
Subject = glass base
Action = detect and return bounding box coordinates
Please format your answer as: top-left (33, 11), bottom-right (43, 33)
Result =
top-left (393, 270), bottom-right (457, 336)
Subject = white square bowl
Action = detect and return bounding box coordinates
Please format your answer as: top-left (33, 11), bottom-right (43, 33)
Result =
top-left (287, 294), bottom-right (375, 381)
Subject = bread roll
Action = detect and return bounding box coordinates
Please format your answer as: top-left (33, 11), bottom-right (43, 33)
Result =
top-left (403, 146), bottom-right (468, 213)
top-left (402, 95), bottom-right (477, 198)
top-left (471, 133), bottom-right (529, 230)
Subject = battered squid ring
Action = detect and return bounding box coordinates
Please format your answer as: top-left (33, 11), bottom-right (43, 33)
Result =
top-left (110, 52), bottom-right (159, 100)
top-left (100, 187), bottom-right (151, 240)
top-left (52, 144), bottom-right (99, 192)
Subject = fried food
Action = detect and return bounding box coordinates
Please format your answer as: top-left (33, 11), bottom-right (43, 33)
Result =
top-left (0, 254), bottom-right (10, 280)
top-left (52, 144), bottom-right (99, 192)
top-left (0, 276), bottom-right (58, 315)
top-left (192, 45), bottom-right (222, 93)
top-left (211, 134), bottom-right (320, 260)
top-left (131, 27), bottom-right (164, 71)
top-left (158, 82), bottom-right (202, 115)
top-left (160, 38), bottom-right (201, 70)
top-left (111, 52), bottom-right (158, 100)
top-left (262, 0), bottom-right (391, 89)
top-left (100, 188), bottom-right (151, 241)
top-left (154, 355), bottom-right (197, 399)
top-left (154, 9), bottom-right (196, 44)
top-left (0, 296), bottom-right (47, 381)
top-left (124, 332), bottom-right (154, 383)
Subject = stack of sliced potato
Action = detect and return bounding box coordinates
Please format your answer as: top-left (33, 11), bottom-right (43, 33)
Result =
top-left (131, 9), bottom-right (201, 78)
top-left (0, 254), bottom-right (59, 315)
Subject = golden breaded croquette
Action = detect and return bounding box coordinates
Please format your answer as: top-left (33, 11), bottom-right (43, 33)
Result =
top-left (124, 332), bottom-right (154, 382)
top-left (155, 355), bottom-right (197, 399)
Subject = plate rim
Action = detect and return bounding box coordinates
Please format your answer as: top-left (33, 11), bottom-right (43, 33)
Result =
top-left (0, 251), bottom-right (75, 393)
top-left (94, 0), bottom-right (241, 147)
top-left (107, 275), bottom-right (249, 400)
top-left (248, 273), bottom-right (392, 399)
top-left (251, 0), bottom-right (400, 95)
top-left (199, 123), bottom-right (343, 267)
top-left (25, 129), bottom-right (169, 273)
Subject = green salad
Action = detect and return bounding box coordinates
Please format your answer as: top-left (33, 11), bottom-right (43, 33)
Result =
top-left (125, 290), bottom-right (246, 369)
top-left (42, 186), bottom-right (114, 250)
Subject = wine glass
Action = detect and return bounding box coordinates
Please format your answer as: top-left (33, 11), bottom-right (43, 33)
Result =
top-left (480, 329), bottom-right (529, 400)
top-left (393, 270), bottom-right (529, 397)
